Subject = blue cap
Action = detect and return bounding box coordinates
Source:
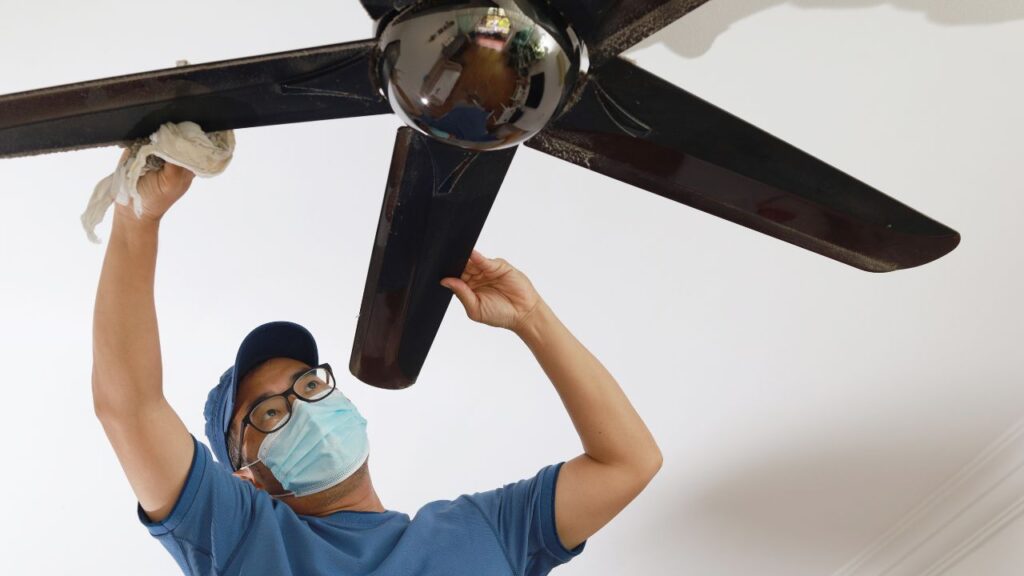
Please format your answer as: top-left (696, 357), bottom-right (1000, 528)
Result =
top-left (203, 321), bottom-right (319, 472)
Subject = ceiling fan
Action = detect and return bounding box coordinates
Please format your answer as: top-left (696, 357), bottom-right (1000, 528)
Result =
top-left (0, 0), bottom-right (960, 390)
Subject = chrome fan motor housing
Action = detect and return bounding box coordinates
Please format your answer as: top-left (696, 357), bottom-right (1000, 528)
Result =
top-left (377, 0), bottom-right (583, 151)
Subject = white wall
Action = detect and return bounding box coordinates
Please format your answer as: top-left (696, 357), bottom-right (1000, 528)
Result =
top-left (1, 1), bottom-right (1023, 575)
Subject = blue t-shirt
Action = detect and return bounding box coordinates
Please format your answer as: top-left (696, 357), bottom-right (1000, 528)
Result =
top-left (138, 435), bottom-right (586, 575)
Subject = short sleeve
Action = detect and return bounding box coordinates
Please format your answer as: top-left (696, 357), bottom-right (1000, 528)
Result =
top-left (136, 434), bottom-right (262, 575)
top-left (465, 462), bottom-right (586, 576)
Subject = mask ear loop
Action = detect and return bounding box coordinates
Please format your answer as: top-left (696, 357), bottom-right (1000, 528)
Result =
top-left (237, 457), bottom-right (296, 499)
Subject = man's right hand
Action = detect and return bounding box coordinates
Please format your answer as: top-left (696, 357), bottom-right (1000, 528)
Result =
top-left (114, 149), bottom-right (196, 223)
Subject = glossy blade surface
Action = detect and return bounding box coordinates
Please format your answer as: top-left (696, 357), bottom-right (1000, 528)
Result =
top-left (527, 57), bottom-right (959, 272)
top-left (359, 0), bottom-right (415, 20)
top-left (351, 127), bottom-right (517, 389)
top-left (543, 0), bottom-right (713, 66)
top-left (0, 39), bottom-right (390, 158)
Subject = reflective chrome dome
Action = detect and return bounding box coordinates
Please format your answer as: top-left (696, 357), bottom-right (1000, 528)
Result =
top-left (377, 0), bottom-right (582, 151)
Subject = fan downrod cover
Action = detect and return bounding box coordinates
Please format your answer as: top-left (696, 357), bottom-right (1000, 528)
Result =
top-left (376, 0), bottom-right (583, 151)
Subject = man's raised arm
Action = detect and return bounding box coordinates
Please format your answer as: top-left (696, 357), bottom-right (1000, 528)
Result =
top-left (92, 156), bottom-right (196, 522)
top-left (513, 297), bottom-right (662, 550)
top-left (442, 250), bottom-right (663, 552)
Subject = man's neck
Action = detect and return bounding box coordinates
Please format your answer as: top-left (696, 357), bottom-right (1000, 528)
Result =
top-left (322, 477), bottom-right (386, 514)
top-left (295, 470), bottom-right (386, 516)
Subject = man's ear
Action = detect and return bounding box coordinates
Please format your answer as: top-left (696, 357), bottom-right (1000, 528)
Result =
top-left (233, 467), bottom-right (259, 488)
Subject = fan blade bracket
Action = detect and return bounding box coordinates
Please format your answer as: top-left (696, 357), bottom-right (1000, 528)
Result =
top-left (278, 50), bottom-right (385, 102)
top-left (591, 82), bottom-right (652, 138)
top-left (543, 0), bottom-right (713, 66)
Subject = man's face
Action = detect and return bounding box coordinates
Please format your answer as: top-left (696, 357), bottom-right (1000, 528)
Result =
top-left (229, 356), bottom-right (312, 494)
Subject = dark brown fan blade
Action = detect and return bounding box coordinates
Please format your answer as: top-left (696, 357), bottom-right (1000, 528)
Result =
top-left (359, 0), bottom-right (415, 20)
top-left (527, 57), bottom-right (959, 272)
top-left (544, 0), bottom-right (713, 66)
top-left (351, 127), bottom-right (517, 389)
top-left (0, 39), bottom-right (390, 158)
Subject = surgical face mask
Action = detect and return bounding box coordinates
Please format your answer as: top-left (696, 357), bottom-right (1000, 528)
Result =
top-left (252, 389), bottom-right (369, 498)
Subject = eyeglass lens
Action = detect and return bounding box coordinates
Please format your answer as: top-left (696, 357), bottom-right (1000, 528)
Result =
top-left (249, 367), bottom-right (334, 433)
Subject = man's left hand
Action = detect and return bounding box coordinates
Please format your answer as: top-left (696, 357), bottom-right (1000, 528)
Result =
top-left (440, 250), bottom-right (541, 334)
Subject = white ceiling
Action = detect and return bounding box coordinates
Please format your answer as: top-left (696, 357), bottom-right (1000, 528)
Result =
top-left (1, 1), bottom-right (1022, 574)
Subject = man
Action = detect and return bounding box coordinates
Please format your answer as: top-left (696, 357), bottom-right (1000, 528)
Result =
top-left (92, 155), bottom-right (663, 575)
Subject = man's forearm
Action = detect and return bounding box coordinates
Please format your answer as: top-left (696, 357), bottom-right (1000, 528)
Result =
top-left (92, 210), bottom-right (165, 416)
top-left (515, 299), bottom-right (662, 470)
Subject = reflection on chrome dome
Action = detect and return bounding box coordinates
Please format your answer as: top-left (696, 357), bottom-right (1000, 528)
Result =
top-left (377, 0), bottom-right (583, 151)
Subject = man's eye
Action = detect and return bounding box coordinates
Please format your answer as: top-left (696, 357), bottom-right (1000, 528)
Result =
top-left (265, 409), bottom-right (278, 418)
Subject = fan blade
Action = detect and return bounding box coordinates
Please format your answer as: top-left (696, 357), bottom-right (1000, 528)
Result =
top-left (351, 127), bottom-right (517, 389)
top-left (359, 0), bottom-right (415, 20)
top-left (527, 57), bottom-right (959, 272)
top-left (544, 0), bottom-right (712, 66)
top-left (0, 39), bottom-right (390, 158)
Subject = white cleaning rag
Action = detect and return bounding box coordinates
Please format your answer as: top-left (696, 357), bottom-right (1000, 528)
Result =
top-left (81, 121), bottom-right (236, 243)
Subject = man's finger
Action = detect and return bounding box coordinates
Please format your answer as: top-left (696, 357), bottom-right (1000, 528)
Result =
top-left (472, 250), bottom-right (502, 273)
top-left (440, 278), bottom-right (479, 319)
top-left (164, 162), bottom-right (196, 180)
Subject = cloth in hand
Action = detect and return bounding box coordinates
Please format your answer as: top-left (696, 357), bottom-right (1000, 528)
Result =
top-left (81, 121), bottom-right (235, 243)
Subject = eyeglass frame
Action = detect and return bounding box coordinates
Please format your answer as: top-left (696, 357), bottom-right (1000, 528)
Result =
top-left (230, 362), bottom-right (337, 471)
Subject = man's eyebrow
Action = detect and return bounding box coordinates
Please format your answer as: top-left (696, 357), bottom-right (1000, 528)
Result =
top-left (241, 368), bottom-right (311, 418)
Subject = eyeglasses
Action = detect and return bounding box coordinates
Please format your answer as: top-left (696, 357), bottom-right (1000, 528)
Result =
top-left (232, 363), bottom-right (336, 470)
